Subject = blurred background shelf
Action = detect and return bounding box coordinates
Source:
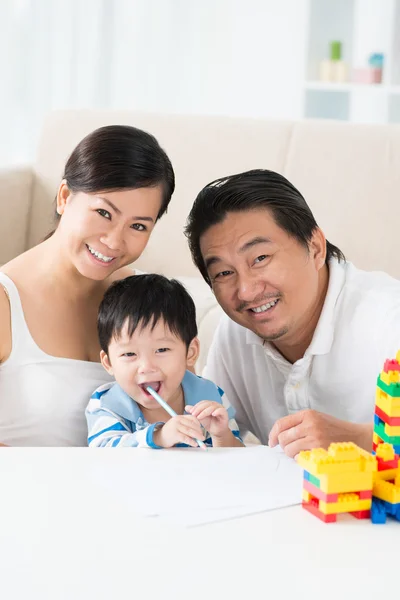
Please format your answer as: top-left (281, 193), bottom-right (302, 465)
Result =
top-left (303, 0), bottom-right (400, 123)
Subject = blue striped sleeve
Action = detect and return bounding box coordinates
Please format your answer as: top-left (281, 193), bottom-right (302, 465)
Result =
top-left (86, 394), bottom-right (164, 448)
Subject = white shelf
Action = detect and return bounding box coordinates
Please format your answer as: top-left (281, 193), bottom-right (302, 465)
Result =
top-left (304, 0), bottom-right (400, 123)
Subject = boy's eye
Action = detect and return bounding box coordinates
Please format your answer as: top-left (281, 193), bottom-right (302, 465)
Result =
top-left (131, 223), bottom-right (147, 231)
top-left (122, 352), bottom-right (136, 357)
top-left (97, 209), bottom-right (111, 220)
top-left (156, 348), bottom-right (170, 353)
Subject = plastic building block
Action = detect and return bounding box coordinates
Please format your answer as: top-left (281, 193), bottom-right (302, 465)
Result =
top-left (375, 389), bottom-right (400, 417)
top-left (375, 405), bottom-right (400, 426)
top-left (302, 501), bottom-right (337, 523)
top-left (371, 499), bottom-right (387, 524)
top-left (383, 359), bottom-right (400, 373)
top-left (376, 442), bottom-right (396, 462)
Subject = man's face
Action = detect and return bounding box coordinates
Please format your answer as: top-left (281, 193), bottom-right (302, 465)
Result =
top-left (199, 209), bottom-right (326, 343)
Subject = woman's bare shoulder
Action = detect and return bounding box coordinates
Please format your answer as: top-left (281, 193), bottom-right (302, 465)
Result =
top-left (0, 281), bottom-right (12, 363)
top-left (107, 266), bottom-right (137, 286)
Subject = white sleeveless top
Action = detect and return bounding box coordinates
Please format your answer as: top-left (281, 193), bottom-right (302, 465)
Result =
top-left (0, 273), bottom-right (114, 446)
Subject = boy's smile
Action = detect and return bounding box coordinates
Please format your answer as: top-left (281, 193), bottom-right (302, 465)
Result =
top-left (100, 319), bottom-right (199, 414)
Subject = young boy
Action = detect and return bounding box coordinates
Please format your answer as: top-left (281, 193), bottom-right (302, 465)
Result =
top-left (86, 274), bottom-right (243, 448)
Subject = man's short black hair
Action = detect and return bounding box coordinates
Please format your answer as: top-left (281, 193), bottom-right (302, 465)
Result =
top-left (185, 169), bottom-right (345, 286)
top-left (98, 274), bottom-right (197, 354)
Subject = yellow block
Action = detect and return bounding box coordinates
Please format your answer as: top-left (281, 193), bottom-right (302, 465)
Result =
top-left (385, 423), bottom-right (400, 436)
top-left (376, 443), bottom-right (395, 462)
top-left (380, 370), bottom-right (400, 385)
top-left (373, 479), bottom-right (400, 504)
top-left (374, 468), bottom-right (399, 482)
top-left (319, 495), bottom-right (371, 515)
top-left (376, 389), bottom-right (400, 417)
top-left (318, 471), bottom-right (374, 494)
top-left (297, 443), bottom-right (377, 477)
top-left (373, 432), bottom-right (382, 445)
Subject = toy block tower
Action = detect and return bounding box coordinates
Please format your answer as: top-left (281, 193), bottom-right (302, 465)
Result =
top-left (373, 351), bottom-right (400, 454)
top-left (297, 442), bottom-right (377, 523)
top-left (371, 442), bottom-right (400, 523)
top-left (370, 351), bottom-right (400, 523)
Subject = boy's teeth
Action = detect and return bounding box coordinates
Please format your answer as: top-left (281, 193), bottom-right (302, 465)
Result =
top-left (87, 245), bottom-right (114, 263)
top-left (251, 300), bottom-right (278, 313)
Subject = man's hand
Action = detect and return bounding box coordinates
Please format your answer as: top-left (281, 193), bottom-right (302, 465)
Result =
top-left (153, 415), bottom-right (205, 448)
top-left (268, 409), bottom-right (373, 458)
top-left (185, 401), bottom-right (229, 437)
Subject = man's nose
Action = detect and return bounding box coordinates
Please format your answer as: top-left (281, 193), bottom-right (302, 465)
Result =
top-left (236, 270), bottom-right (264, 303)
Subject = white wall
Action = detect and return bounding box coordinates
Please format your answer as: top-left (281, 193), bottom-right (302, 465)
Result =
top-left (0, 0), bottom-right (309, 164)
top-left (110, 0), bottom-right (308, 120)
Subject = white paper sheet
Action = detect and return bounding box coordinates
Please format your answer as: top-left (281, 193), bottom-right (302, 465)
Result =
top-left (89, 445), bottom-right (303, 525)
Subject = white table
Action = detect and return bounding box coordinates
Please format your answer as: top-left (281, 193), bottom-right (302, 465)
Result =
top-left (0, 449), bottom-right (398, 600)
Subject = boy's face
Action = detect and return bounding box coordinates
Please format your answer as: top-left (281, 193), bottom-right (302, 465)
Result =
top-left (100, 319), bottom-right (199, 410)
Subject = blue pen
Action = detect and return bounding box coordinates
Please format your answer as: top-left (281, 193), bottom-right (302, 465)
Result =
top-left (146, 386), bottom-right (207, 450)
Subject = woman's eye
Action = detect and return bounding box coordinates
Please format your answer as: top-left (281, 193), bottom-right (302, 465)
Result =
top-left (131, 223), bottom-right (147, 231)
top-left (254, 255), bottom-right (267, 264)
top-left (97, 209), bottom-right (111, 220)
top-left (156, 348), bottom-right (170, 353)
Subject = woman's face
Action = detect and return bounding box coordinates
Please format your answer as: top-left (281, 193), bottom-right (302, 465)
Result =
top-left (56, 183), bottom-right (163, 280)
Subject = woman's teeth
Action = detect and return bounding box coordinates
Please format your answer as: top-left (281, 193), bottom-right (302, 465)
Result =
top-left (251, 299), bottom-right (278, 313)
top-left (87, 245), bottom-right (114, 263)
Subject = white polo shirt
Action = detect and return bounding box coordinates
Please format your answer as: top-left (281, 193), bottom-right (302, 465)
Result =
top-left (203, 259), bottom-right (400, 445)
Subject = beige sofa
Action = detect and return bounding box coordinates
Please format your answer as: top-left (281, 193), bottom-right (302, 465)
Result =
top-left (1, 110), bottom-right (400, 372)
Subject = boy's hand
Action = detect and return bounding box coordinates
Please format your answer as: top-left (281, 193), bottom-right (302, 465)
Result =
top-left (153, 415), bottom-right (205, 448)
top-left (185, 401), bottom-right (229, 438)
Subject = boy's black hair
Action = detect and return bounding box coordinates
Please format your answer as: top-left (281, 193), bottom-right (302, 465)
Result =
top-left (98, 274), bottom-right (197, 354)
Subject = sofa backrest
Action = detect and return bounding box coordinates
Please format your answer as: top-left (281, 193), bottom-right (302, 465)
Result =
top-left (30, 110), bottom-right (400, 279)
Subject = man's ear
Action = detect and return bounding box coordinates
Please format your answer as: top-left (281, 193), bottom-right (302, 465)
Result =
top-left (310, 227), bottom-right (327, 270)
top-left (186, 337), bottom-right (200, 372)
top-left (56, 180), bottom-right (72, 216)
top-left (100, 350), bottom-right (114, 375)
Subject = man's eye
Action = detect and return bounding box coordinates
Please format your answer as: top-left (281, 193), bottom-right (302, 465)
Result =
top-left (122, 352), bottom-right (136, 357)
top-left (254, 255), bottom-right (267, 264)
top-left (215, 270), bottom-right (233, 279)
top-left (96, 209), bottom-right (111, 220)
top-left (156, 348), bottom-right (170, 353)
top-left (131, 223), bottom-right (147, 231)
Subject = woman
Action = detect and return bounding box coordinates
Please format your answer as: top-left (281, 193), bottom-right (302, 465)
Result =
top-left (0, 124), bottom-right (175, 446)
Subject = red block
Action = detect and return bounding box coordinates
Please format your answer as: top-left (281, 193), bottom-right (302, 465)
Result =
top-left (302, 502), bottom-right (337, 523)
top-left (350, 509), bottom-right (371, 520)
top-left (358, 490), bottom-right (372, 499)
top-left (377, 456), bottom-right (400, 471)
top-left (383, 359), bottom-right (400, 373)
top-left (375, 406), bottom-right (400, 426)
top-left (303, 479), bottom-right (338, 502)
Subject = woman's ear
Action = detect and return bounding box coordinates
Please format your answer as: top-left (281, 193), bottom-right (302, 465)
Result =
top-left (100, 350), bottom-right (114, 375)
top-left (186, 337), bottom-right (200, 372)
top-left (56, 180), bottom-right (72, 216)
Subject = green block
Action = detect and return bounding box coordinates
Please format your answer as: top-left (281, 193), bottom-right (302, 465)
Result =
top-left (308, 473), bottom-right (321, 488)
top-left (374, 421), bottom-right (400, 445)
top-left (377, 376), bottom-right (400, 398)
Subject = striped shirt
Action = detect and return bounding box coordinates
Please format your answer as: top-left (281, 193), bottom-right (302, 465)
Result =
top-left (86, 370), bottom-right (241, 448)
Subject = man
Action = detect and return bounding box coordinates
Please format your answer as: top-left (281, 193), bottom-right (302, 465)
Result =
top-left (185, 169), bottom-right (400, 457)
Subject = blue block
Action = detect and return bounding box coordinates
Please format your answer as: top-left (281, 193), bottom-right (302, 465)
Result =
top-left (304, 470), bottom-right (311, 482)
top-left (371, 499), bottom-right (387, 524)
